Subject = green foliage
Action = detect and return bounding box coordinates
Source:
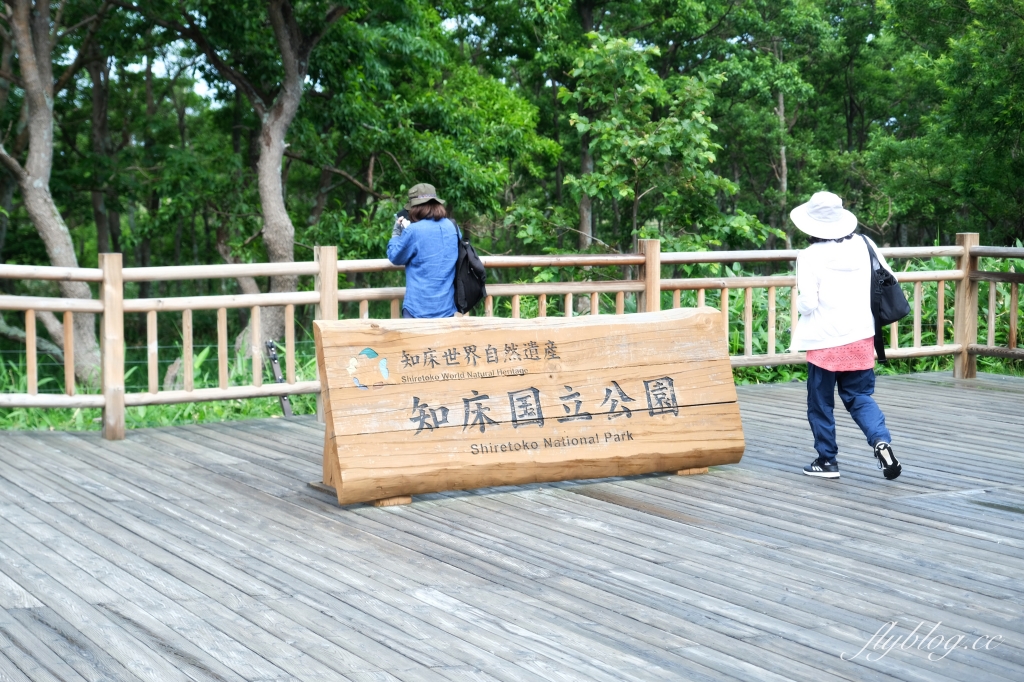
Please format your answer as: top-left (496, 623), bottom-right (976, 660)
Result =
top-left (560, 35), bottom-right (732, 242)
top-left (0, 341), bottom-right (320, 431)
top-left (3, 0), bottom-right (1024, 433)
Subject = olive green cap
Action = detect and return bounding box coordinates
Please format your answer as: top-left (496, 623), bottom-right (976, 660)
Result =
top-left (405, 183), bottom-right (445, 210)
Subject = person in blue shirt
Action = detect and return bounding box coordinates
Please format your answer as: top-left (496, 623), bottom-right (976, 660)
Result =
top-left (387, 183), bottom-right (459, 318)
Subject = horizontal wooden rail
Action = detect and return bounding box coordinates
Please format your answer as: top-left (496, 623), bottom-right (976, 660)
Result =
top-left (488, 281), bottom-right (645, 296)
top-left (482, 254), bottom-right (646, 267)
top-left (0, 393), bottom-right (105, 408)
top-left (729, 344), bottom-right (962, 368)
top-left (124, 380), bottom-right (320, 406)
top-left (971, 246), bottom-right (1024, 259)
top-left (0, 264), bottom-right (104, 281)
top-left (880, 246), bottom-right (965, 259)
top-left (123, 261), bottom-right (320, 282)
top-left (123, 291), bottom-right (319, 313)
top-left (970, 270), bottom-right (1024, 285)
top-left (0, 294), bottom-right (104, 313)
top-left (968, 344), bottom-right (1024, 360)
top-left (660, 270), bottom-right (960, 292)
top-left (660, 245), bottom-right (964, 265)
top-left (662, 250), bottom-right (798, 264)
top-left (663, 275), bottom-right (794, 290)
top-left (895, 269), bottom-right (965, 282)
top-left (335, 253), bottom-right (649, 273)
top-left (337, 258), bottom-right (403, 273)
top-left (334, 280), bottom-right (648, 303)
top-left (337, 287), bottom-right (405, 303)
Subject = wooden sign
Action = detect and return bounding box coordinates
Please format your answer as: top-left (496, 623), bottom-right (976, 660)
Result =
top-left (314, 307), bottom-right (744, 506)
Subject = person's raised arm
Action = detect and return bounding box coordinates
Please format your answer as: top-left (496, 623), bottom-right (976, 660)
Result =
top-left (387, 225), bottom-right (416, 266)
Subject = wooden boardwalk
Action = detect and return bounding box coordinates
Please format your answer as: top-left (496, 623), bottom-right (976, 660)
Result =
top-left (0, 373), bottom-right (1022, 681)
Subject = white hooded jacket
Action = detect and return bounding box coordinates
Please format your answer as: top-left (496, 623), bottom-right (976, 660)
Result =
top-left (791, 235), bottom-right (896, 352)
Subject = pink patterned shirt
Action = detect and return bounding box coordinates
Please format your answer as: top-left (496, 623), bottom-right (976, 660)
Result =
top-left (806, 337), bottom-right (875, 372)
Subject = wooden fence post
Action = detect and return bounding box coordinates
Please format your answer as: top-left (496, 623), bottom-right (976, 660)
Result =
top-left (314, 246), bottom-right (338, 423)
top-left (99, 253), bottom-right (125, 440)
top-left (953, 233), bottom-right (979, 379)
top-left (638, 239), bottom-right (661, 313)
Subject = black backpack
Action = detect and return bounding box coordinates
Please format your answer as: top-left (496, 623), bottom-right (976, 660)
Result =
top-left (453, 224), bottom-right (487, 313)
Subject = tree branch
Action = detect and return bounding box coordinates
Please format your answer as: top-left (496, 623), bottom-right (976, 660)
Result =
top-left (381, 149), bottom-right (407, 177)
top-left (0, 68), bottom-right (22, 88)
top-left (300, 4), bottom-right (350, 62)
top-left (53, 0), bottom-right (111, 94)
top-left (284, 150), bottom-right (390, 199)
top-left (0, 141), bottom-right (25, 179)
top-left (111, 0), bottom-right (270, 114)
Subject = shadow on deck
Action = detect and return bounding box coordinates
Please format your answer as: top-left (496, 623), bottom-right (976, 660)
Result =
top-left (0, 373), bottom-right (1022, 681)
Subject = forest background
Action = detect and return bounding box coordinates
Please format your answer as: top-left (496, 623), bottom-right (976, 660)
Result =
top-left (1, 0), bottom-right (1023, 427)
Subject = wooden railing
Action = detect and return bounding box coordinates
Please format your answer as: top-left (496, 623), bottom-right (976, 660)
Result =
top-left (1, 233), bottom-right (1021, 440)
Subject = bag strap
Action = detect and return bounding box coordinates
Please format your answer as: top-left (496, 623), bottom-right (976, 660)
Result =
top-left (859, 233), bottom-right (881, 271)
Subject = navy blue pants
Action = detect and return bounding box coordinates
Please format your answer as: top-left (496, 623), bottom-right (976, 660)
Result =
top-left (806, 364), bottom-right (891, 461)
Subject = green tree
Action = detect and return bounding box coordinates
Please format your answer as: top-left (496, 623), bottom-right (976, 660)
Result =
top-left (560, 35), bottom-right (730, 247)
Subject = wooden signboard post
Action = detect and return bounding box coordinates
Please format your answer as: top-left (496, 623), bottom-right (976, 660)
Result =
top-left (314, 307), bottom-right (744, 506)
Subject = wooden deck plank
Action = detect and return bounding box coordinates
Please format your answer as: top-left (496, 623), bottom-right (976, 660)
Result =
top-left (414, 492), bottom-right (1013, 682)
top-left (0, 608), bottom-right (91, 682)
top-left (1, 372), bottom-right (1023, 680)
top-left (14, 435), bottom-right (591, 682)
top-left (0, 442), bottom-right (482, 680)
top-left (353, 498), bottom-right (871, 682)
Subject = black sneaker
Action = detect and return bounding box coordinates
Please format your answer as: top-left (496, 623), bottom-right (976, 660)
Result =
top-left (874, 442), bottom-right (902, 480)
top-left (803, 457), bottom-right (840, 479)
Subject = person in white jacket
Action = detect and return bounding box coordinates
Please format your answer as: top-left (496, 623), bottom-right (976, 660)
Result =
top-left (790, 192), bottom-right (902, 480)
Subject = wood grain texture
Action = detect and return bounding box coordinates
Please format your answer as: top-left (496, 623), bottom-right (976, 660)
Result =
top-left (99, 253), bottom-right (125, 440)
top-left (954, 232), bottom-right (980, 378)
top-left (123, 291), bottom-right (318, 313)
top-left (2, 373), bottom-right (1022, 680)
top-left (251, 305), bottom-right (262, 388)
top-left (63, 310), bottom-right (75, 396)
top-left (147, 310), bottom-right (157, 394)
top-left (182, 309), bottom-right (193, 392)
top-left (25, 309), bottom-right (36, 395)
top-left (1011, 283), bottom-right (1019, 350)
top-left (938, 280), bottom-right (946, 346)
top-left (0, 294), bottom-right (104, 313)
top-left (284, 303), bottom-right (295, 383)
top-left (315, 308), bottom-right (744, 505)
top-left (217, 307), bottom-right (228, 390)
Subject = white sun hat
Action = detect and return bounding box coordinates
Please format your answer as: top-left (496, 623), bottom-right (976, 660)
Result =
top-left (789, 191), bottom-right (858, 240)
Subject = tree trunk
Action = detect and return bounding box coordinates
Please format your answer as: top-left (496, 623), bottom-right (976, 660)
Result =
top-left (776, 90), bottom-right (791, 248)
top-left (0, 31), bottom-right (12, 266)
top-left (254, 111), bottom-right (297, 347)
top-left (576, 0), bottom-right (595, 251)
top-left (0, 0), bottom-right (100, 386)
top-left (0, 171), bottom-right (11, 265)
top-left (578, 132), bottom-right (593, 250)
top-left (87, 48), bottom-right (118, 253)
top-left (148, 1), bottom-right (349, 343)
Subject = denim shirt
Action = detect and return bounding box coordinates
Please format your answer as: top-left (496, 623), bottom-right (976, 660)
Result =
top-left (386, 217), bottom-right (458, 318)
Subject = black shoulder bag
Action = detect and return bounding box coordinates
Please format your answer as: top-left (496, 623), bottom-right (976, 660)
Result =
top-left (860, 234), bottom-right (910, 362)
top-left (453, 223), bottom-right (487, 314)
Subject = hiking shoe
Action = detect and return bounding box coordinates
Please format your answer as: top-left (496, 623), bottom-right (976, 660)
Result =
top-left (803, 457), bottom-right (840, 479)
top-left (874, 442), bottom-right (902, 480)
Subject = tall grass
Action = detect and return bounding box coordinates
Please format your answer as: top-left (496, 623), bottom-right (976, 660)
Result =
top-left (0, 341), bottom-right (319, 431)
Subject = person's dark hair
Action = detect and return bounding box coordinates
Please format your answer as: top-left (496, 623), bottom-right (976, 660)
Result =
top-left (408, 200), bottom-right (447, 222)
top-left (808, 232), bottom-right (856, 244)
